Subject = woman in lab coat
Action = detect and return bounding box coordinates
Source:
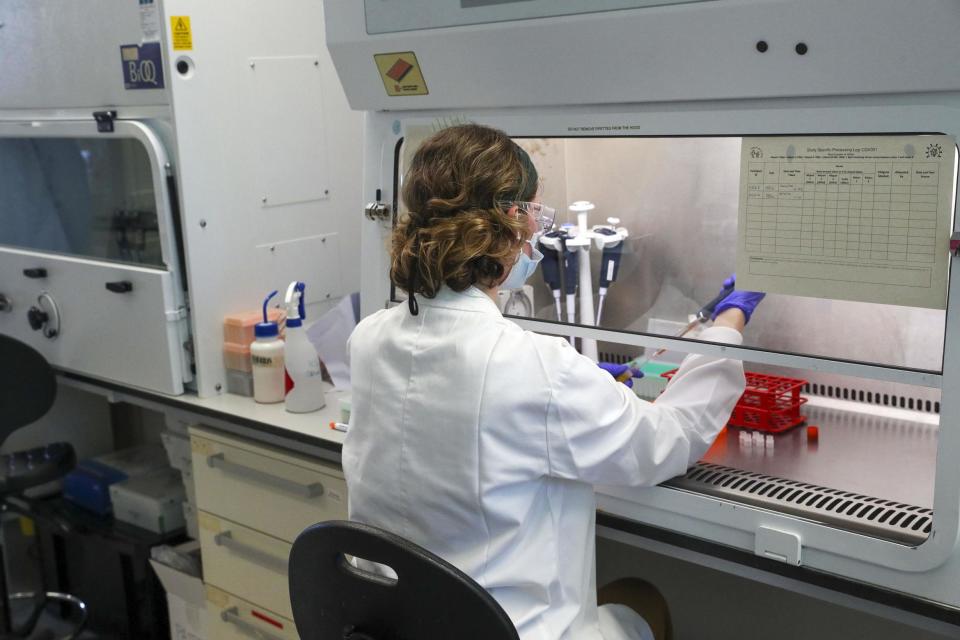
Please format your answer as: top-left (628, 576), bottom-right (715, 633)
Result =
top-left (344, 124), bottom-right (761, 640)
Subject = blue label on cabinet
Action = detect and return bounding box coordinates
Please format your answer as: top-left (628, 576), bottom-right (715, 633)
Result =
top-left (120, 42), bottom-right (165, 90)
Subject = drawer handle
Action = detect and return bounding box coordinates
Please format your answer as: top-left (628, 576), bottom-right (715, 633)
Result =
top-left (206, 452), bottom-right (324, 498)
top-left (105, 280), bottom-right (133, 293)
top-left (220, 606), bottom-right (285, 640)
top-left (214, 530), bottom-right (289, 574)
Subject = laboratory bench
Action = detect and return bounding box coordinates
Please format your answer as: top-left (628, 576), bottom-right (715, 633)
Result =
top-left (660, 397), bottom-right (939, 547)
top-left (54, 371), bottom-right (960, 638)
top-left (700, 399), bottom-right (938, 509)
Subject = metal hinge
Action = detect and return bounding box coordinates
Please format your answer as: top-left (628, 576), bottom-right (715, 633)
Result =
top-left (166, 306), bottom-right (187, 322)
top-left (93, 110), bottom-right (117, 133)
top-left (365, 188), bottom-right (391, 221)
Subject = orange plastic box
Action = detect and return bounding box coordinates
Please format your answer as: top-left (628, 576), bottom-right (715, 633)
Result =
top-left (223, 308), bottom-right (286, 346)
top-left (223, 342), bottom-right (252, 372)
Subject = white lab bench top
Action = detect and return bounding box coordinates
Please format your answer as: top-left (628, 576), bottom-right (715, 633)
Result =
top-left (171, 388), bottom-right (346, 443)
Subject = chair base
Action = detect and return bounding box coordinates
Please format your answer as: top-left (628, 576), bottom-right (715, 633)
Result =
top-left (3, 591), bottom-right (88, 640)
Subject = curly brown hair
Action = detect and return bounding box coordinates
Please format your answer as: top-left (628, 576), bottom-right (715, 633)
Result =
top-left (391, 124), bottom-right (539, 314)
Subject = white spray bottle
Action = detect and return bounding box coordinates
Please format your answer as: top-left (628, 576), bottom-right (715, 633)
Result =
top-left (283, 281), bottom-right (326, 413)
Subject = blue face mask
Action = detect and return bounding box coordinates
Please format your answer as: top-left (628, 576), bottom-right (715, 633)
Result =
top-left (501, 242), bottom-right (543, 291)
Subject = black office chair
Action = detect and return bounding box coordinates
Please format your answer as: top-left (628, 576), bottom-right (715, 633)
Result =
top-left (289, 520), bottom-right (520, 640)
top-left (0, 335), bottom-right (87, 639)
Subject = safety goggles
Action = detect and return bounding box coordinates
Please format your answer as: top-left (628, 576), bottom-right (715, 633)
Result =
top-left (498, 201), bottom-right (557, 232)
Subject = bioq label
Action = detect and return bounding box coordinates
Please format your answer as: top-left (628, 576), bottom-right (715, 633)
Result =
top-left (119, 42), bottom-right (165, 89)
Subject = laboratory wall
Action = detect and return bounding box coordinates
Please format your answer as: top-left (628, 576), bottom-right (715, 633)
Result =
top-left (516, 137), bottom-right (946, 377)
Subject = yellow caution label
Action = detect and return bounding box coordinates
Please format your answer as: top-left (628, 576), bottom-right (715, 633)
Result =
top-left (198, 511), bottom-right (221, 533)
top-left (19, 517), bottom-right (35, 537)
top-left (170, 16), bottom-right (193, 51)
top-left (121, 46), bottom-right (139, 62)
top-left (206, 585), bottom-right (229, 608)
top-left (190, 437), bottom-right (213, 455)
top-left (374, 51), bottom-right (428, 97)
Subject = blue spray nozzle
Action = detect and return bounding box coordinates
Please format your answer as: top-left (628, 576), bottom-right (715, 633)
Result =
top-left (262, 290), bottom-right (278, 322)
top-left (296, 282), bottom-right (306, 320)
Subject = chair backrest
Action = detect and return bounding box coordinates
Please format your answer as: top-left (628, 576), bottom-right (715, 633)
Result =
top-left (0, 335), bottom-right (57, 441)
top-left (289, 520), bottom-right (520, 640)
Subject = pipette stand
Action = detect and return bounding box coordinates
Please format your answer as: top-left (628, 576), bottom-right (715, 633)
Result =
top-left (565, 201), bottom-right (629, 362)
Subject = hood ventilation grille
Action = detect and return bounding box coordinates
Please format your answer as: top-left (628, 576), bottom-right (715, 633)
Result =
top-left (665, 462), bottom-right (932, 545)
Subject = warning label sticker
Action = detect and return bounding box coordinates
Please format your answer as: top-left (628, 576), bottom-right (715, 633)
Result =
top-left (120, 42), bottom-right (165, 90)
top-left (374, 51), bottom-right (428, 97)
top-left (170, 16), bottom-right (192, 51)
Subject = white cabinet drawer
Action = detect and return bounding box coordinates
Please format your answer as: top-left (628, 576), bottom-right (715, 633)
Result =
top-left (190, 427), bottom-right (347, 542)
top-left (206, 585), bottom-right (298, 640)
top-left (199, 512), bottom-right (293, 620)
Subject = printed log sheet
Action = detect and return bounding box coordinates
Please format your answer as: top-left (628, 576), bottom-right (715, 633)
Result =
top-left (736, 136), bottom-right (954, 309)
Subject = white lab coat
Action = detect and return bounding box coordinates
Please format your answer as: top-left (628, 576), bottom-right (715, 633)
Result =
top-left (344, 286), bottom-right (745, 640)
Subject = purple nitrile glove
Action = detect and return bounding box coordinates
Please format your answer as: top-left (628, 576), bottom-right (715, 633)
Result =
top-left (711, 273), bottom-right (765, 324)
top-left (598, 362), bottom-right (644, 388)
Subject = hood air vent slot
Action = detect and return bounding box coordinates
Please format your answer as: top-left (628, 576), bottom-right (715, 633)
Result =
top-left (665, 462), bottom-right (931, 545)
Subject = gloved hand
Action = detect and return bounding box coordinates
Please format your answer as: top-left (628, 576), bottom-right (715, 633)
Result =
top-left (598, 362), bottom-right (643, 388)
top-left (711, 273), bottom-right (765, 324)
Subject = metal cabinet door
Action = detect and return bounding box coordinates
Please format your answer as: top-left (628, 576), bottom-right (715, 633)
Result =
top-left (0, 119), bottom-right (191, 394)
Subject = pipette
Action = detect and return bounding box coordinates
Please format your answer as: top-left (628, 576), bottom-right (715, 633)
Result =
top-left (629, 280), bottom-right (736, 369)
top-left (561, 233), bottom-right (579, 345)
top-left (595, 226), bottom-right (623, 326)
top-left (538, 233), bottom-right (564, 321)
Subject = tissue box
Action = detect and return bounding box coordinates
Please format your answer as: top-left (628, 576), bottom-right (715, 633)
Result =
top-left (110, 468), bottom-right (186, 533)
top-left (64, 445), bottom-right (169, 515)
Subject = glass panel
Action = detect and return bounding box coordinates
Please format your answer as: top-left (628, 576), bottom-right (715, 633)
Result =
top-left (365, 0), bottom-right (712, 34)
top-left (394, 135), bottom-right (952, 372)
top-left (0, 136), bottom-right (163, 267)
top-left (516, 137), bottom-right (951, 372)
top-left (394, 133), bottom-right (946, 544)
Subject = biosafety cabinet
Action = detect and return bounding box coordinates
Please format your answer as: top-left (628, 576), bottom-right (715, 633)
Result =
top-left (327, 0), bottom-right (960, 623)
top-left (0, 0), bottom-right (360, 396)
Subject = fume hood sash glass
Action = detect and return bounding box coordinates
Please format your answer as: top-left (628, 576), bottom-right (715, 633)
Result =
top-left (0, 136), bottom-right (164, 268)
